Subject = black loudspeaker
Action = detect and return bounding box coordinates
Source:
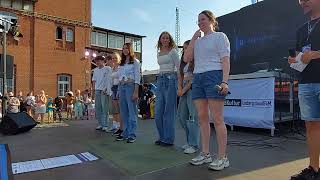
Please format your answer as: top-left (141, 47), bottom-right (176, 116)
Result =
top-left (0, 112), bottom-right (37, 135)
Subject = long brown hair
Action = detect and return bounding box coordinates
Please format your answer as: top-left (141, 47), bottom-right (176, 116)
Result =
top-left (121, 43), bottom-right (135, 66)
top-left (180, 40), bottom-right (194, 80)
top-left (157, 31), bottom-right (176, 51)
top-left (199, 10), bottom-right (218, 31)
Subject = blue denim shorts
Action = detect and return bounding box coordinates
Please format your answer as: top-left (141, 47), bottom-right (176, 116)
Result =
top-left (111, 85), bottom-right (119, 100)
top-left (298, 83), bottom-right (320, 121)
top-left (192, 70), bottom-right (225, 100)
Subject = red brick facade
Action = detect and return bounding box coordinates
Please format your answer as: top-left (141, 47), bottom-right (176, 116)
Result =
top-left (0, 0), bottom-right (91, 97)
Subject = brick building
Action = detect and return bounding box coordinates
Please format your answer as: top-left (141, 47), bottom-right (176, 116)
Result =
top-left (0, 0), bottom-right (91, 97)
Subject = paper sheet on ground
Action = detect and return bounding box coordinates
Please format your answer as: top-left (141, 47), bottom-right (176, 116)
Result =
top-left (11, 152), bottom-right (99, 175)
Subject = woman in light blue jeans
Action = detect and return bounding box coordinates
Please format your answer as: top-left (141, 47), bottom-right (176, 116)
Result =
top-left (155, 32), bottom-right (180, 146)
top-left (116, 43), bottom-right (141, 144)
top-left (177, 40), bottom-right (199, 154)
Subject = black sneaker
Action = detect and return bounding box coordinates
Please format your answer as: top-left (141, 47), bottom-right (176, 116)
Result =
top-left (291, 166), bottom-right (319, 180)
top-left (127, 138), bottom-right (136, 143)
top-left (113, 129), bottom-right (123, 136)
top-left (116, 135), bottom-right (125, 141)
top-left (160, 142), bottom-right (174, 147)
top-left (155, 140), bottom-right (161, 145)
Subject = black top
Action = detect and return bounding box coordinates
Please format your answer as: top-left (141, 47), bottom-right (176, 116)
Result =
top-left (141, 90), bottom-right (153, 102)
top-left (296, 18), bottom-right (320, 84)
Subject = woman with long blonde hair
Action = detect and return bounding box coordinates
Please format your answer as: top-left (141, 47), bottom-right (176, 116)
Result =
top-left (154, 31), bottom-right (180, 146)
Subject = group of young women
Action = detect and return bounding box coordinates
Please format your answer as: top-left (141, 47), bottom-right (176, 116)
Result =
top-left (93, 10), bottom-right (231, 171)
top-left (153, 10), bottom-right (230, 171)
top-left (92, 42), bottom-right (141, 144)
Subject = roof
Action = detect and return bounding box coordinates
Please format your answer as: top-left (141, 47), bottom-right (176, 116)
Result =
top-left (93, 26), bottom-right (146, 38)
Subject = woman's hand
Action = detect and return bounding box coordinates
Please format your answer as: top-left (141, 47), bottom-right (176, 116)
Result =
top-left (192, 29), bottom-right (201, 40)
top-left (132, 90), bottom-right (139, 101)
top-left (177, 87), bottom-right (183, 97)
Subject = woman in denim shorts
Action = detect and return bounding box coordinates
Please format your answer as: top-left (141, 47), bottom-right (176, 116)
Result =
top-left (111, 52), bottom-right (123, 136)
top-left (184, 10), bottom-right (231, 171)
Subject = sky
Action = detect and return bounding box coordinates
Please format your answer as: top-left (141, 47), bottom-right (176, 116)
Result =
top-left (92, 0), bottom-right (255, 71)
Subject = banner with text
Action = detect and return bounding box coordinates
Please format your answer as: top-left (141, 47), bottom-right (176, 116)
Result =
top-left (224, 77), bottom-right (275, 129)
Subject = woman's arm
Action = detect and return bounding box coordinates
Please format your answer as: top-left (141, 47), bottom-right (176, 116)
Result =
top-left (132, 60), bottom-right (141, 101)
top-left (184, 30), bottom-right (201, 63)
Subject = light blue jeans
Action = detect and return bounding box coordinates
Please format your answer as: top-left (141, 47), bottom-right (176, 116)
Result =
top-left (95, 90), bottom-right (108, 127)
top-left (119, 83), bottom-right (138, 139)
top-left (155, 73), bottom-right (177, 144)
top-left (177, 88), bottom-right (200, 149)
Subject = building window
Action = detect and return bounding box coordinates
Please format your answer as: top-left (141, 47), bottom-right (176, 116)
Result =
top-left (91, 31), bottom-right (107, 47)
top-left (0, 79), bottom-right (14, 94)
top-left (0, 0), bottom-right (11, 7)
top-left (91, 32), bottom-right (96, 45)
top-left (56, 27), bottom-right (63, 40)
top-left (66, 28), bottom-right (74, 42)
top-left (0, 0), bottom-right (33, 11)
top-left (108, 33), bottom-right (124, 49)
top-left (125, 37), bottom-right (142, 52)
top-left (12, 0), bottom-right (22, 9)
top-left (23, 0), bottom-right (33, 11)
top-left (57, 74), bottom-right (71, 97)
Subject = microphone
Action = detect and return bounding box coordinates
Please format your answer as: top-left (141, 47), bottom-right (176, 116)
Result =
top-left (215, 85), bottom-right (231, 95)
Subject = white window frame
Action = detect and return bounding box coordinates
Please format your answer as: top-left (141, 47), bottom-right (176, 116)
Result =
top-left (125, 36), bottom-right (142, 53)
top-left (91, 31), bottom-right (97, 46)
top-left (66, 28), bottom-right (74, 42)
top-left (12, 0), bottom-right (23, 10)
top-left (108, 33), bottom-right (124, 50)
top-left (0, 0), bottom-right (11, 8)
top-left (97, 32), bottom-right (107, 47)
top-left (91, 31), bottom-right (107, 47)
top-left (23, 0), bottom-right (33, 11)
top-left (57, 75), bottom-right (71, 97)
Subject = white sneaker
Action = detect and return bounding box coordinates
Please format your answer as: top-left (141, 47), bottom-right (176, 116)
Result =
top-left (190, 152), bottom-right (212, 166)
top-left (208, 156), bottom-right (230, 171)
top-left (96, 126), bottom-right (102, 130)
top-left (184, 146), bottom-right (198, 154)
top-left (182, 144), bottom-right (190, 150)
top-left (101, 127), bottom-right (108, 131)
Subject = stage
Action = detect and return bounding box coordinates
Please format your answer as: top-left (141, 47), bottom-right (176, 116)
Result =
top-left (0, 118), bottom-right (309, 180)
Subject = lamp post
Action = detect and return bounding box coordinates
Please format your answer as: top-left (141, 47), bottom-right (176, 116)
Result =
top-left (0, 16), bottom-right (14, 118)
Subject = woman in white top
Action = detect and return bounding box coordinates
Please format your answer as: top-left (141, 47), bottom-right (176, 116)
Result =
top-left (111, 52), bottom-right (123, 136)
top-left (184, 10), bottom-right (231, 171)
top-left (116, 43), bottom-right (141, 143)
top-left (154, 32), bottom-right (180, 146)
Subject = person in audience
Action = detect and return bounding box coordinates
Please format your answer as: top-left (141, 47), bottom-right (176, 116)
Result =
top-left (7, 92), bottom-right (20, 114)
